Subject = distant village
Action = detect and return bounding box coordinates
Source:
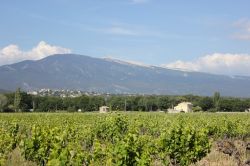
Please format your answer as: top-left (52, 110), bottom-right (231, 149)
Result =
top-left (27, 89), bottom-right (103, 98)
top-left (27, 89), bottom-right (142, 98)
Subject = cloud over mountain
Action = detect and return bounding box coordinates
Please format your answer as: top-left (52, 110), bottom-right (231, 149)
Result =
top-left (163, 53), bottom-right (250, 76)
top-left (0, 41), bottom-right (71, 66)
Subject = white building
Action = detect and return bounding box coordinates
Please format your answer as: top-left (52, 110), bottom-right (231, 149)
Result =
top-left (168, 102), bottom-right (193, 113)
top-left (99, 106), bottom-right (110, 113)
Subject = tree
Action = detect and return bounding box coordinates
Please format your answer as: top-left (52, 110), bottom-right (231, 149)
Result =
top-left (20, 92), bottom-right (33, 111)
top-left (14, 88), bottom-right (21, 112)
top-left (157, 96), bottom-right (171, 110)
top-left (213, 92), bottom-right (220, 112)
top-left (146, 96), bottom-right (158, 111)
top-left (192, 106), bottom-right (203, 112)
top-left (219, 99), bottom-right (233, 112)
top-left (198, 97), bottom-right (213, 111)
top-left (219, 98), bottom-right (248, 112)
top-left (109, 96), bottom-right (125, 111)
top-left (138, 96), bottom-right (148, 111)
top-left (0, 94), bottom-right (8, 112)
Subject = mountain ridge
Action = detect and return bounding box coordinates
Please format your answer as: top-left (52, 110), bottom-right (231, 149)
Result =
top-left (0, 54), bottom-right (250, 97)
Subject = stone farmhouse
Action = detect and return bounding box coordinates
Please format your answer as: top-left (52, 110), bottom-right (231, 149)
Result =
top-left (168, 102), bottom-right (193, 113)
top-left (99, 106), bottom-right (110, 113)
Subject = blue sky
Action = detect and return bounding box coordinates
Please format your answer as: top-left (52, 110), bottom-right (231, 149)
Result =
top-left (1, 0), bottom-right (250, 75)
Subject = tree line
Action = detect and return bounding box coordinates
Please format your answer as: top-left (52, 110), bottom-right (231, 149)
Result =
top-left (0, 89), bottom-right (250, 112)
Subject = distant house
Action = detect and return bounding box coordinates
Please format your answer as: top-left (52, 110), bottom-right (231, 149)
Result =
top-left (99, 106), bottom-right (110, 113)
top-left (168, 102), bottom-right (193, 113)
top-left (78, 109), bottom-right (82, 112)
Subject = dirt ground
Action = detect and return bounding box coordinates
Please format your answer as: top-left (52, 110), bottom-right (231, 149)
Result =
top-left (192, 139), bottom-right (250, 166)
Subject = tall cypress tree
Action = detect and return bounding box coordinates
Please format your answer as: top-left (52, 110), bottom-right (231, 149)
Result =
top-left (14, 88), bottom-right (21, 112)
top-left (213, 91), bottom-right (220, 112)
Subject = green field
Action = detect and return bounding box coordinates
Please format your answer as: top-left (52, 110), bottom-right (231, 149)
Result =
top-left (0, 112), bottom-right (250, 166)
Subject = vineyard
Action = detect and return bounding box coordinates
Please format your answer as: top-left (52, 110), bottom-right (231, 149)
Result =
top-left (0, 112), bottom-right (250, 166)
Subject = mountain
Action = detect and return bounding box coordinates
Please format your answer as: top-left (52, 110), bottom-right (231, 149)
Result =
top-left (0, 54), bottom-right (250, 97)
top-left (0, 89), bottom-right (10, 93)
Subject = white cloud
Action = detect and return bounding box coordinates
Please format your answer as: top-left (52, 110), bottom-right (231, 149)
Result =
top-left (104, 26), bottom-right (138, 36)
top-left (97, 23), bottom-right (162, 37)
top-left (162, 53), bottom-right (250, 76)
top-left (0, 41), bottom-right (71, 66)
top-left (233, 18), bottom-right (250, 40)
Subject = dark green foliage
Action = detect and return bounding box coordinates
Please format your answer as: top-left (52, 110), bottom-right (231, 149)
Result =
top-left (0, 94), bottom-right (8, 112)
top-left (19, 92), bottom-right (33, 112)
top-left (1, 91), bottom-right (250, 112)
top-left (219, 98), bottom-right (249, 112)
top-left (198, 97), bottom-right (214, 111)
top-left (5, 89), bottom-right (33, 112)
